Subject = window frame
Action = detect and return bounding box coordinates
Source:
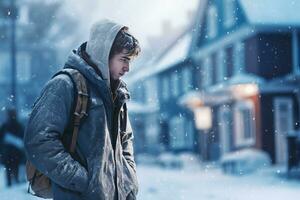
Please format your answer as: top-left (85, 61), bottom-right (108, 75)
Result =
top-left (207, 4), bottom-right (218, 39)
top-left (233, 100), bottom-right (256, 147)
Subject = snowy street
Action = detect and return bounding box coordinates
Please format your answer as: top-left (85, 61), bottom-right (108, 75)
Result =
top-left (1, 162), bottom-right (300, 200)
top-left (137, 164), bottom-right (300, 200)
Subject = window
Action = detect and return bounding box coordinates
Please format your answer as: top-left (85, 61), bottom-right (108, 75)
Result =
top-left (297, 32), bottom-right (300, 73)
top-left (0, 52), bottom-right (10, 83)
top-left (257, 34), bottom-right (292, 78)
top-left (234, 100), bottom-right (255, 147)
top-left (171, 71), bottom-right (179, 97)
top-left (233, 41), bottom-right (245, 75)
top-left (218, 105), bottom-right (233, 154)
top-left (17, 52), bottom-right (31, 83)
top-left (19, 5), bottom-right (29, 24)
top-left (212, 54), bottom-right (217, 84)
top-left (170, 115), bottom-right (185, 149)
top-left (274, 98), bottom-right (294, 135)
top-left (274, 97), bottom-right (294, 164)
top-left (185, 120), bottom-right (195, 150)
top-left (226, 46), bottom-right (234, 78)
top-left (162, 76), bottom-right (170, 101)
top-left (224, 0), bottom-right (235, 28)
top-left (182, 67), bottom-right (192, 93)
top-left (0, 20), bottom-right (9, 40)
top-left (217, 49), bottom-right (226, 82)
top-left (293, 30), bottom-right (299, 74)
top-left (134, 82), bottom-right (145, 103)
top-left (202, 56), bottom-right (212, 87)
top-left (207, 5), bottom-right (218, 39)
top-left (145, 78), bottom-right (158, 105)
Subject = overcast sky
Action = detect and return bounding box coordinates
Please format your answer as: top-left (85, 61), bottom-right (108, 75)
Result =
top-left (63, 0), bottom-right (199, 48)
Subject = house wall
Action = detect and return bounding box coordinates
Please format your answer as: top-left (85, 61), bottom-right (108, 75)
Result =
top-left (257, 33), bottom-right (293, 79)
top-left (260, 92), bottom-right (300, 163)
top-left (196, 0), bottom-right (247, 48)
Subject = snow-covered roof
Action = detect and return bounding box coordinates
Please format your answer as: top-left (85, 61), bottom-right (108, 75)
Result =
top-left (153, 32), bottom-right (192, 73)
top-left (239, 0), bottom-right (300, 26)
top-left (127, 31), bottom-right (192, 84)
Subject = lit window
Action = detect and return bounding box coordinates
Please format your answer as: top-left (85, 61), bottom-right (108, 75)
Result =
top-left (207, 5), bottom-right (218, 39)
top-left (224, 0), bottom-right (236, 28)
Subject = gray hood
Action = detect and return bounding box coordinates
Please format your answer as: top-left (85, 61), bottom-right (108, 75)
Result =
top-left (86, 19), bottom-right (126, 85)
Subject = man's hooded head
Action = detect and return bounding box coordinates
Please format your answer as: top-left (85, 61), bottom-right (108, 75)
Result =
top-left (86, 19), bottom-right (140, 83)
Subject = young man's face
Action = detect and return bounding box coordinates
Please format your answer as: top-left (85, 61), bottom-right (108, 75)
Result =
top-left (109, 50), bottom-right (133, 80)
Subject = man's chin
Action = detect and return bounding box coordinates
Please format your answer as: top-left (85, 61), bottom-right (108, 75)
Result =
top-left (111, 76), bottom-right (120, 81)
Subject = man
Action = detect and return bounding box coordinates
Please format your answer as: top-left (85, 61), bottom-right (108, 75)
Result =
top-left (24, 19), bottom-right (140, 200)
top-left (0, 108), bottom-right (24, 187)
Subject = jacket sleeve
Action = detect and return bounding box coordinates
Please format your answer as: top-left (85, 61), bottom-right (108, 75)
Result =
top-left (121, 114), bottom-right (136, 172)
top-left (24, 74), bottom-right (88, 193)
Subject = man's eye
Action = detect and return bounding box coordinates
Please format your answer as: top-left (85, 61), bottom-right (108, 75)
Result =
top-left (121, 58), bottom-right (129, 63)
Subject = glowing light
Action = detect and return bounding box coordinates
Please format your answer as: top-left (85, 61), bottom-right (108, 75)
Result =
top-left (231, 84), bottom-right (259, 99)
top-left (194, 107), bottom-right (212, 130)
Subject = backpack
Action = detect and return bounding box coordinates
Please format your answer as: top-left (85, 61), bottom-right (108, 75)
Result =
top-left (25, 69), bottom-right (89, 199)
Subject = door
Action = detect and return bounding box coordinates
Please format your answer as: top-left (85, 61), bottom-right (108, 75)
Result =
top-left (274, 97), bottom-right (294, 165)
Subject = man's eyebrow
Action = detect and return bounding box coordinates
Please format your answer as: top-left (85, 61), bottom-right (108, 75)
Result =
top-left (121, 56), bottom-right (131, 60)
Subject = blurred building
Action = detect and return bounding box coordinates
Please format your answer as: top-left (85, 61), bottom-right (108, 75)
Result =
top-left (127, 0), bottom-right (300, 168)
top-left (0, 0), bottom-right (58, 122)
top-left (126, 15), bottom-right (197, 155)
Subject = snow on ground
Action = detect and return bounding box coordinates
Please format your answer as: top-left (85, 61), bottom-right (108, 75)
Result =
top-left (0, 162), bottom-right (300, 200)
top-left (137, 164), bottom-right (300, 200)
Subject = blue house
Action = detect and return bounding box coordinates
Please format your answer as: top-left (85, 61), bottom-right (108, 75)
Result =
top-left (126, 24), bottom-right (198, 155)
top-left (180, 0), bottom-right (300, 165)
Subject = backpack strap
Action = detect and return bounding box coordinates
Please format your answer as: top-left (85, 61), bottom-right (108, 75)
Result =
top-left (52, 69), bottom-right (89, 153)
top-left (69, 70), bottom-right (88, 153)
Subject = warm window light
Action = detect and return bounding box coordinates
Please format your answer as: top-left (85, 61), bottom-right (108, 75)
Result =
top-left (194, 107), bottom-right (212, 130)
top-left (231, 84), bottom-right (259, 99)
top-left (186, 97), bottom-right (203, 109)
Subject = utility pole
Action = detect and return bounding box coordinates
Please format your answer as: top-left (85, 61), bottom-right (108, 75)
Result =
top-left (9, 0), bottom-right (17, 110)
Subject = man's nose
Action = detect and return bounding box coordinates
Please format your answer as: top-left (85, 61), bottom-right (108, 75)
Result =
top-left (123, 65), bottom-right (129, 72)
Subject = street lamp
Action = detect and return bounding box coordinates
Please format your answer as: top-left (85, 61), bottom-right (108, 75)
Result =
top-left (9, 0), bottom-right (17, 109)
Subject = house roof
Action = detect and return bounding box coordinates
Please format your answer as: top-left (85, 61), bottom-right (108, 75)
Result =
top-left (239, 0), bottom-right (300, 26)
top-left (126, 29), bottom-right (192, 84)
top-left (153, 31), bottom-right (192, 72)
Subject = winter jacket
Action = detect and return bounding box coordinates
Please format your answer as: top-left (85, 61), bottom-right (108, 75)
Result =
top-left (24, 20), bottom-right (138, 200)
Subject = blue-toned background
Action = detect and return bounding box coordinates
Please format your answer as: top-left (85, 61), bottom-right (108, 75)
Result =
top-left (1, 0), bottom-right (300, 199)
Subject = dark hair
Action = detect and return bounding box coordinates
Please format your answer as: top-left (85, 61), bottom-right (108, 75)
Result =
top-left (109, 28), bottom-right (141, 59)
